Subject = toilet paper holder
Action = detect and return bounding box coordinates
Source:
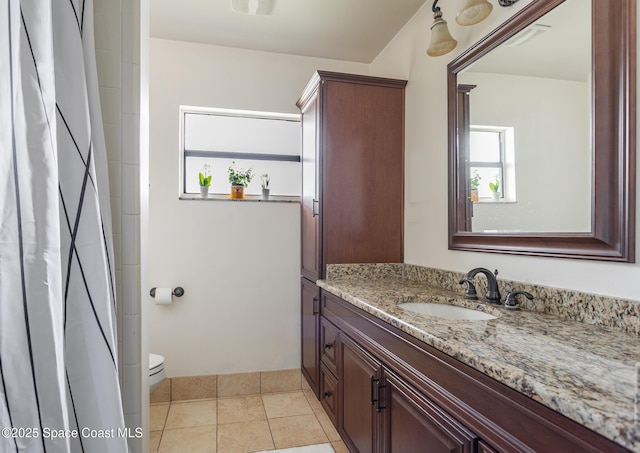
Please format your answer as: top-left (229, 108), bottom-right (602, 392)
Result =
top-left (150, 287), bottom-right (185, 298)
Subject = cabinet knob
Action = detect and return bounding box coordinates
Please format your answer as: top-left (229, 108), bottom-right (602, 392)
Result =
top-left (324, 343), bottom-right (333, 350)
top-left (323, 391), bottom-right (332, 398)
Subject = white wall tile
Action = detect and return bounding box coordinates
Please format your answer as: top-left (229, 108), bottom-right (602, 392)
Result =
top-left (110, 195), bottom-right (121, 234)
top-left (121, 0), bottom-right (140, 64)
top-left (99, 87), bottom-right (122, 125)
top-left (95, 1), bottom-right (143, 451)
top-left (124, 413), bottom-right (143, 452)
top-left (121, 11), bottom-right (134, 65)
top-left (94, 0), bottom-right (121, 16)
top-left (122, 113), bottom-right (140, 165)
top-left (107, 161), bottom-right (121, 199)
top-left (115, 269), bottom-right (123, 309)
top-left (94, 13), bottom-right (122, 52)
top-left (122, 314), bottom-right (141, 365)
top-left (122, 163), bottom-right (140, 215)
top-left (112, 233), bottom-right (122, 271)
top-left (104, 123), bottom-right (122, 162)
top-left (122, 265), bottom-right (141, 315)
top-left (122, 64), bottom-right (140, 115)
top-left (122, 363), bottom-right (142, 414)
top-left (132, 0), bottom-right (141, 64)
top-left (122, 214), bottom-right (140, 266)
top-left (96, 49), bottom-right (122, 89)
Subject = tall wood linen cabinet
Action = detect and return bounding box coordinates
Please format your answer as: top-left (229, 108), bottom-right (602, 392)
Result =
top-left (297, 71), bottom-right (407, 398)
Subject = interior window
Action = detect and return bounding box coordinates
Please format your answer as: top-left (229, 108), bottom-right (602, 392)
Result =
top-left (180, 106), bottom-right (301, 197)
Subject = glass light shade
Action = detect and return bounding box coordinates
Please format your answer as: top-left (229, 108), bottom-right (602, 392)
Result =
top-left (427, 15), bottom-right (457, 57)
top-left (456, 0), bottom-right (493, 26)
top-left (231, 0), bottom-right (277, 15)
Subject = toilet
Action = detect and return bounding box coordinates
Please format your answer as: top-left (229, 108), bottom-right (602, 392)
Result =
top-left (149, 353), bottom-right (166, 392)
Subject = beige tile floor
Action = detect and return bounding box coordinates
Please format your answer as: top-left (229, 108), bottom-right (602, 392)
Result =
top-left (150, 389), bottom-right (349, 453)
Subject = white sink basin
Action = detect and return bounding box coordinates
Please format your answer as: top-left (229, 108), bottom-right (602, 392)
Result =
top-left (398, 302), bottom-right (497, 321)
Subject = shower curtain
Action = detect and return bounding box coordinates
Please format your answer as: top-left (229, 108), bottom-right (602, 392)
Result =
top-left (1, 1), bottom-right (129, 452)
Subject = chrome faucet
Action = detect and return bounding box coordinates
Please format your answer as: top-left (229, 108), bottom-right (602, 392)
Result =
top-left (459, 268), bottom-right (501, 304)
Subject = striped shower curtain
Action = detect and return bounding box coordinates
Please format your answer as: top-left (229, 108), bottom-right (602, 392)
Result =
top-left (1, 1), bottom-right (129, 452)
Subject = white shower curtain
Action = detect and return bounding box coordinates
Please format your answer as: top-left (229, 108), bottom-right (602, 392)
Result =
top-left (1, 1), bottom-right (129, 452)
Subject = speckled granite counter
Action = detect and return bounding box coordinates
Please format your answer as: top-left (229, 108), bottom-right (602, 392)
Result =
top-left (317, 264), bottom-right (640, 452)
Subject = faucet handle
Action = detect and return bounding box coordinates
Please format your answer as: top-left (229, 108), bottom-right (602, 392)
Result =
top-left (504, 290), bottom-right (533, 310)
top-left (458, 278), bottom-right (478, 300)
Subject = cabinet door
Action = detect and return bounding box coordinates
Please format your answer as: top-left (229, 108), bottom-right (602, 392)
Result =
top-left (340, 335), bottom-right (383, 453)
top-left (321, 79), bottom-right (404, 267)
top-left (383, 370), bottom-right (477, 453)
top-left (300, 91), bottom-right (320, 280)
top-left (301, 278), bottom-right (320, 396)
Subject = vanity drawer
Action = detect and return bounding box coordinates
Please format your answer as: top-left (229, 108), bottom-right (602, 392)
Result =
top-left (477, 440), bottom-right (498, 453)
top-left (320, 364), bottom-right (339, 428)
top-left (320, 317), bottom-right (339, 374)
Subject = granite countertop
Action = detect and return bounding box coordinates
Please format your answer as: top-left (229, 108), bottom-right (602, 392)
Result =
top-left (317, 273), bottom-right (640, 452)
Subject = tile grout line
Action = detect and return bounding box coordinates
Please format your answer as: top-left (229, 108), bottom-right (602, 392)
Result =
top-left (264, 409), bottom-right (278, 451)
top-left (215, 396), bottom-right (219, 452)
top-left (152, 372), bottom-right (341, 452)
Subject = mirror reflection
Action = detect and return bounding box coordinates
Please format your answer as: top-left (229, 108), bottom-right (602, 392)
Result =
top-left (458, 0), bottom-right (591, 233)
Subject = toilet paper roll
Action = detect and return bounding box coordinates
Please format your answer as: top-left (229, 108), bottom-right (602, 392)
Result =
top-left (154, 287), bottom-right (173, 304)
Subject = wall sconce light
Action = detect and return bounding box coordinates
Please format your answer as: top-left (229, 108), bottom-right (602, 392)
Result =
top-left (427, 0), bottom-right (499, 57)
top-left (426, 0), bottom-right (457, 57)
top-left (456, 0), bottom-right (493, 26)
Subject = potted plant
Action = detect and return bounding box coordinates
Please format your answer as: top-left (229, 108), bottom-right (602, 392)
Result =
top-left (470, 170), bottom-right (481, 202)
top-left (489, 176), bottom-right (500, 201)
top-left (227, 161), bottom-right (253, 199)
top-left (199, 164), bottom-right (212, 198)
top-left (261, 173), bottom-right (270, 200)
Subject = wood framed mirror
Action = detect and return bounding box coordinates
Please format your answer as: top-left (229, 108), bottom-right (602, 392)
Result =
top-left (448, 0), bottom-right (636, 262)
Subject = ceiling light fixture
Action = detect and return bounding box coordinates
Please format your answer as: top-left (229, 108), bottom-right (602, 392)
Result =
top-left (456, 0), bottom-right (493, 26)
top-left (505, 23), bottom-right (551, 47)
top-left (231, 0), bottom-right (277, 16)
top-left (426, 0), bottom-right (457, 57)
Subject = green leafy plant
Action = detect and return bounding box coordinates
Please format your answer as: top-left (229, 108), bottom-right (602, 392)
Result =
top-left (228, 161), bottom-right (253, 187)
top-left (199, 164), bottom-right (212, 187)
top-left (470, 170), bottom-right (481, 190)
top-left (489, 176), bottom-right (500, 193)
top-left (261, 173), bottom-right (270, 189)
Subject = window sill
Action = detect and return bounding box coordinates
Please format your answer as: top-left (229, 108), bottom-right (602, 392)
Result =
top-left (474, 199), bottom-right (517, 204)
top-left (180, 194), bottom-right (300, 203)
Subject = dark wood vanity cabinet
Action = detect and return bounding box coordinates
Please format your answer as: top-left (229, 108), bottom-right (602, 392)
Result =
top-left (321, 290), bottom-right (627, 453)
top-left (297, 71), bottom-right (406, 282)
top-left (339, 330), bottom-right (477, 453)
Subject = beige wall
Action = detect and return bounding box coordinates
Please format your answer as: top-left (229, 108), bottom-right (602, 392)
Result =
top-left (462, 72), bottom-right (590, 232)
top-left (370, 0), bottom-right (639, 299)
top-left (148, 38), bottom-right (368, 377)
